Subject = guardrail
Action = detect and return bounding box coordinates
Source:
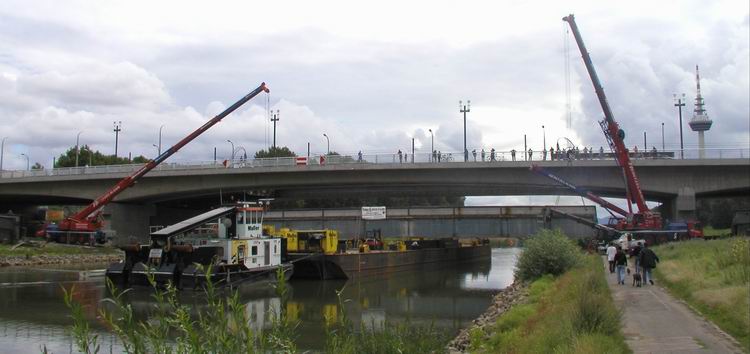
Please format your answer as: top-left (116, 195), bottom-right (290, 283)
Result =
top-left (1, 147), bottom-right (747, 179)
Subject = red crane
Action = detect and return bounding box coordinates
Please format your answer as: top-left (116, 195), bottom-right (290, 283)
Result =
top-left (40, 83), bottom-right (270, 242)
top-left (562, 15), bottom-right (662, 230)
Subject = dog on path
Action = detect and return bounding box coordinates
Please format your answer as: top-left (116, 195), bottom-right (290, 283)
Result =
top-left (632, 271), bottom-right (642, 287)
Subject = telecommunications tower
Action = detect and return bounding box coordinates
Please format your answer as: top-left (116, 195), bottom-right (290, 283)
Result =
top-left (688, 65), bottom-right (713, 159)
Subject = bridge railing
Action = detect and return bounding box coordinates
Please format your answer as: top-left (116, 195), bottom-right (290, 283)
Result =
top-left (1, 147), bottom-right (747, 179)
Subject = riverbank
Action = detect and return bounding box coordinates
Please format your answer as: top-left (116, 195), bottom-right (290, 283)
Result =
top-left (653, 237), bottom-right (749, 352)
top-left (457, 255), bottom-right (628, 353)
top-left (447, 281), bottom-right (529, 352)
top-left (0, 241), bottom-right (122, 267)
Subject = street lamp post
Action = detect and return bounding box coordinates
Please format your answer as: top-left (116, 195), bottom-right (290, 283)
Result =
top-left (113, 121), bottom-right (122, 158)
top-left (152, 144), bottom-right (159, 156)
top-left (271, 110), bottom-right (280, 149)
top-left (428, 129), bottom-right (434, 162)
top-left (542, 125), bottom-right (546, 160)
top-left (661, 122), bottom-right (665, 151)
top-left (75, 131), bottom-right (83, 167)
top-left (227, 139), bottom-right (235, 160)
top-left (459, 100), bottom-right (471, 162)
top-left (1, 137), bottom-right (8, 171)
top-left (643, 131), bottom-right (647, 151)
top-left (323, 134), bottom-right (330, 155)
top-left (20, 153), bottom-right (29, 170)
top-left (158, 124), bottom-right (165, 156)
top-left (674, 94), bottom-right (686, 159)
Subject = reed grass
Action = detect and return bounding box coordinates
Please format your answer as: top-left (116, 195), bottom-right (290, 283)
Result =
top-left (470, 256), bottom-right (629, 354)
top-left (653, 237), bottom-right (750, 351)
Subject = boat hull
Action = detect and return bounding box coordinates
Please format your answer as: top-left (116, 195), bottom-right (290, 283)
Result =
top-left (290, 244), bottom-right (491, 279)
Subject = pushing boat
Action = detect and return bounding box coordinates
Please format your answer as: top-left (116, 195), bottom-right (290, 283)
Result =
top-left (106, 202), bottom-right (292, 290)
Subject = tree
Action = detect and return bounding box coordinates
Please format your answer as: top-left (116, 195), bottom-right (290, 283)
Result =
top-left (254, 146), bottom-right (296, 158)
top-left (54, 145), bottom-right (149, 167)
top-left (31, 162), bottom-right (44, 170)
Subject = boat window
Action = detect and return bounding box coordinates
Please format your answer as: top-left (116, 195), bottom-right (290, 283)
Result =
top-left (251, 246), bottom-right (258, 256)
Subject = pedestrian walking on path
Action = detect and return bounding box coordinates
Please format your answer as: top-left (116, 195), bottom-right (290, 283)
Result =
top-left (606, 243), bottom-right (617, 273)
top-left (638, 243), bottom-right (659, 285)
top-left (614, 246), bottom-right (628, 284)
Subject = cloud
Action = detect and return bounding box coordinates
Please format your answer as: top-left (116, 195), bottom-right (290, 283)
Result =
top-left (0, 0), bottom-right (746, 175)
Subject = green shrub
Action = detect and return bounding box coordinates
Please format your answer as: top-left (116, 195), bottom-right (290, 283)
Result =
top-left (515, 229), bottom-right (582, 281)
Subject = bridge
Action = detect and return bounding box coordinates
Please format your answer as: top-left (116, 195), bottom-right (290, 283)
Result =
top-left (0, 148), bottom-right (748, 238)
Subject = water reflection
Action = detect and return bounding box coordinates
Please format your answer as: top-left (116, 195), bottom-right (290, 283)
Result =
top-left (0, 248), bottom-right (519, 353)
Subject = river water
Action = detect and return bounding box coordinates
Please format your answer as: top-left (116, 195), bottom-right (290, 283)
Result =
top-left (0, 247), bottom-right (519, 353)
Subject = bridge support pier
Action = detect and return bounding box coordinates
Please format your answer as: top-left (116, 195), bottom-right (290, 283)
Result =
top-left (672, 187), bottom-right (696, 220)
top-left (104, 202), bottom-right (156, 244)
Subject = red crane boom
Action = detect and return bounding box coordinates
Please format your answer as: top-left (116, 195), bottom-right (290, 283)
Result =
top-left (562, 15), bottom-right (661, 230)
top-left (49, 83), bottom-right (270, 236)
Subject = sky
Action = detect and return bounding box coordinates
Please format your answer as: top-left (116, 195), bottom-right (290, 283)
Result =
top-left (0, 0), bottom-right (748, 214)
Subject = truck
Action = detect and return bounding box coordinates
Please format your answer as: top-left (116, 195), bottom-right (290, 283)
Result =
top-left (558, 15), bottom-right (702, 242)
top-left (37, 83), bottom-right (270, 244)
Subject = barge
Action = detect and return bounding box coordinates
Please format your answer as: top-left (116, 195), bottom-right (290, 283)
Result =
top-left (289, 238), bottom-right (491, 279)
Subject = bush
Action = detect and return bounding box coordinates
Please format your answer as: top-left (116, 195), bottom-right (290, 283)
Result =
top-left (515, 229), bottom-right (582, 281)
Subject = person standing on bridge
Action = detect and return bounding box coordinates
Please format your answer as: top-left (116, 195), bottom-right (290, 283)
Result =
top-left (527, 148), bottom-right (533, 161)
top-left (606, 242), bottom-right (617, 273)
top-left (432, 150), bottom-right (437, 162)
top-left (398, 150), bottom-right (403, 163)
top-left (511, 149), bottom-right (516, 161)
top-left (481, 148), bottom-right (486, 161)
top-left (472, 149), bottom-right (477, 161)
top-left (549, 147), bottom-right (555, 161)
top-left (599, 146), bottom-right (604, 159)
top-left (358, 150), bottom-right (363, 162)
top-left (638, 243), bottom-right (659, 285)
top-left (490, 148), bottom-right (496, 161)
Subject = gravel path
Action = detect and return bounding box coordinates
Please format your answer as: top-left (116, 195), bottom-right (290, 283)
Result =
top-left (604, 257), bottom-right (745, 354)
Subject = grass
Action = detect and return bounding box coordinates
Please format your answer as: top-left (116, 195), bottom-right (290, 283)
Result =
top-left (469, 255), bottom-right (629, 354)
top-left (653, 237), bottom-right (750, 352)
top-left (702, 226), bottom-right (732, 238)
top-left (0, 242), bottom-right (121, 257)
